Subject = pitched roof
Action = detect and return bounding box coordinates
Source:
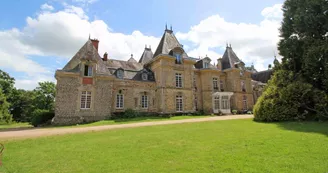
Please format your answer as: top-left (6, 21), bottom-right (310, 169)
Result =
top-left (194, 57), bottom-right (216, 69)
top-left (62, 39), bottom-right (109, 75)
top-left (153, 29), bottom-right (188, 58)
top-left (251, 69), bottom-right (273, 83)
top-left (221, 45), bottom-right (244, 70)
top-left (105, 59), bottom-right (143, 71)
top-left (139, 47), bottom-right (153, 64)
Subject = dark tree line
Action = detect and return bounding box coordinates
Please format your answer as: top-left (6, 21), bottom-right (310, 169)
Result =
top-left (0, 69), bottom-right (55, 124)
top-left (254, 0), bottom-right (328, 121)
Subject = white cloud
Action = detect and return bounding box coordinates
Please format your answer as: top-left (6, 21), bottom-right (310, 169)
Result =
top-left (0, 4), bottom-right (160, 90)
top-left (176, 3), bottom-right (283, 71)
top-left (40, 3), bottom-right (54, 11)
top-left (0, 3), bottom-right (283, 90)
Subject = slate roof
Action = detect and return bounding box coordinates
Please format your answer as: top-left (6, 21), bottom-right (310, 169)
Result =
top-left (62, 39), bottom-right (109, 75)
top-left (153, 29), bottom-right (188, 59)
top-left (221, 46), bottom-right (244, 70)
top-left (194, 57), bottom-right (216, 69)
top-left (251, 69), bottom-right (273, 83)
top-left (139, 47), bottom-right (154, 64)
top-left (105, 59), bottom-right (143, 71)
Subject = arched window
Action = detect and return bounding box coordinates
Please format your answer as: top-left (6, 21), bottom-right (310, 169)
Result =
top-left (243, 95), bottom-right (247, 110)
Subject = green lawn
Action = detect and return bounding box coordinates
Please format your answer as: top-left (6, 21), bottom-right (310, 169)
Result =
top-left (0, 116), bottom-right (209, 130)
top-left (1, 119), bottom-right (328, 173)
top-left (0, 122), bottom-right (32, 130)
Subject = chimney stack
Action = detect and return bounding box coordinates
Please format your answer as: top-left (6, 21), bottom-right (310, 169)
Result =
top-left (103, 52), bottom-right (108, 61)
top-left (217, 58), bottom-right (222, 70)
top-left (91, 39), bottom-right (99, 52)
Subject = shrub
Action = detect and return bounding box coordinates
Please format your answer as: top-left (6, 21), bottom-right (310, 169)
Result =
top-left (30, 109), bottom-right (55, 127)
top-left (232, 110), bottom-right (238, 115)
top-left (254, 70), bottom-right (328, 122)
top-left (123, 108), bottom-right (139, 118)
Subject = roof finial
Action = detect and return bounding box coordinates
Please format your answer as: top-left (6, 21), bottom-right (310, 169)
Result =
top-left (149, 45), bottom-right (151, 49)
top-left (226, 42), bottom-right (228, 47)
top-left (165, 23), bottom-right (167, 30)
top-left (88, 33), bottom-right (90, 40)
top-left (131, 54), bottom-right (133, 58)
top-left (170, 24), bottom-right (172, 31)
top-left (229, 43), bottom-right (232, 48)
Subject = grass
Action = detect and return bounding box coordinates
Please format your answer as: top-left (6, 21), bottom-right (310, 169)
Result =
top-left (0, 122), bottom-right (32, 130)
top-left (1, 119), bottom-right (328, 173)
top-left (0, 115), bottom-right (210, 130)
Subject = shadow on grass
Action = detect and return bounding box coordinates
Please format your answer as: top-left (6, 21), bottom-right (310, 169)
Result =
top-left (259, 120), bottom-right (328, 137)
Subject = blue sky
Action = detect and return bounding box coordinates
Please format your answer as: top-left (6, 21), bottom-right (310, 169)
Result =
top-left (0, 0), bottom-right (284, 90)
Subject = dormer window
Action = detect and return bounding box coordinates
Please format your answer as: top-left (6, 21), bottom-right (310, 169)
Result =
top-left (84, 64), bottom-right (92, 76)
top-left (204, 62), bottom-right (209, 68)
top-left (117, 69), bottom-right (124, 79)
top-left (174, 53), bottom-right (182, 64)
top-left (142, 73), bottom-right (148, 80)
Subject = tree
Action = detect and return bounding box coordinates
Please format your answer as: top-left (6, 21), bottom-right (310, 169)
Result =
top-left (34, 82), bottom-right (56, 111)
top-left (278, 0), bottom-right (328, 92)
top-left (8, 89), bottom-right (36, 122)
top-left (0, 89), bottom-right (12, 123)
top-left (254, 0), bottom-right (328, 121)
top-left (0, 69), bottom-right (15, 97)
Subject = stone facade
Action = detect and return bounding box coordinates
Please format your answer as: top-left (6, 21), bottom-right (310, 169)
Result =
top-left (53, 28), bottom-right (272, 125)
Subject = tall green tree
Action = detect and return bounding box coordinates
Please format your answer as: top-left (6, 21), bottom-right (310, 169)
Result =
top-left (278, 0), bottom-right (328, 92)
top-left (0, 89), bottom-right (12, 123)
top-left (254, 0), bottom-right (328, 121)
top-left (0, 69), bottom-right (15, 97)
top-left (34, 81), bottom-right (56, 111)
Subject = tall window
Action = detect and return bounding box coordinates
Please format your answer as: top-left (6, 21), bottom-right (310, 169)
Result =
top-left (214, 96), bottom-right (220, 109)
top-left (213, 78), bottom-right (218, 90)
top-left (174, 53), bottom-right (182, 64)
top-left (176, 95), bottom-right (183, 112)
top-left (175, 73), bottom-right (182, 88)
top-left (241, 81), bottom-right (246, 92)
top-left (116, 94), bottom-right (124, 109)
top-left (243, 95), bottom-right (248, 110)
top-left (84, 65), bottom-right (92, 76)
top-left (204, 62), bottom-right (209, 68)
top-left (141, 95), bottom-right (148, 108)
top-left (220, 80), bottom-right (224, 91)
top-left (221, 96), bottom-right (229, 109)
top-left (81, 91), bottom-right (91, 109)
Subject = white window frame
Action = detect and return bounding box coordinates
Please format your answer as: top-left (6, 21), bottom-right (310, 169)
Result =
top-left (116, 94), bottom-right (124, 109)
top-left (175, 73), bottom-right (182, 88)
top-left (221, 96), bottom-right (229, 109)
top-left (84, 65), bottom-right (93, 77)
top-left (214, 96), bottom-right (220, 109)
top-left (141, 95), bottom-right (148, 108)
top-left (213, 78), bottom-right (218, 90)
top-left (81, 91), bottom-right (91, 109)
top-left (176, 95), bottom-right (183, 112)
